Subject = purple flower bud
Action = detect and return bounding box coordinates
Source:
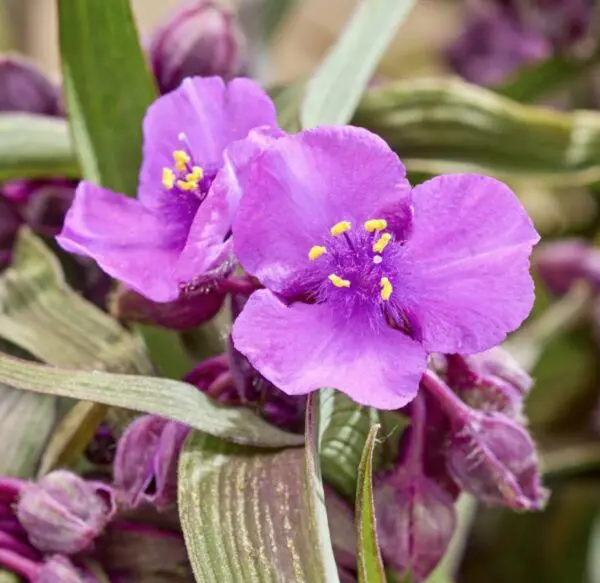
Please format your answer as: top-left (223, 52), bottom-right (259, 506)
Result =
top-left (35, 555), bottom-right (101, 583)
top-left (534, 239), bottom-right (600, 295)
top-left (0, 55), bottom-right (59, 115)
top-left (20, 181), bottom-right (75, 237)
top-left (445, 348), bottom-right (532, 418)
top-left (109, 282), bottom-right (226, 331)
top-left (16, 471), bottom-right (117, 554)
top-left (113, 416), bottom-right (190, 511)
top-left (0, 197), bottom-right (21, 268)
top-left (149, 1), bottom-right (248, 95)
top-left (375, 394), bottom-right (456, 582)
top-left (422, 371), bottom-right (548, 511)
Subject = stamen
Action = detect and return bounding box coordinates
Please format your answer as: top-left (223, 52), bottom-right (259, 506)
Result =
top-left (173, 150), bottom-right (190, 172)
top-left (328, 274), bottom-right (351, 288)
top-left (380, 276), bottom-right (393, 301)
top-left (308, 246), bottom-right (327, 261)
top-left (373, 232), bottom-right (392, 253)
top-left (188, 166), bottom-right (204, 181)
top-left (176, 179), bottom-right (197, 192)
top-left (162, 168), bottom-right (175, 189)
top-left (364, 219), bottom-right (388, 232)
top-left (330, 221), bottom-right (352, 236)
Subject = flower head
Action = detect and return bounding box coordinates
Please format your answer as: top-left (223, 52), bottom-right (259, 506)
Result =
top-left (57, 76), bottom-right (278, 306)
top-left (231, 126), bottom-right (539, 408)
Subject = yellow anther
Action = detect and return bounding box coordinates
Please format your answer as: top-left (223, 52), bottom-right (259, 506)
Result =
top-left (308, 246), bottom-right (327, 261)
top-left (373, 232), bottom-right (392, 254)
top-left (380, 277), bottom-right (393, 301)
top-left (330, 221), bottom-right (352, 236)
top-left (364, 219), bottom-right (388, 232)
top-left (328, 274), bottom-right (351, 288)
top-left (187, 166), bottom-right (204, 181)
top-left (162, 168), bottom-right (175, 189)
top-left (176, 179), bottom-right (197, 192)
top-left (173, 150), bottom-right (190, 172)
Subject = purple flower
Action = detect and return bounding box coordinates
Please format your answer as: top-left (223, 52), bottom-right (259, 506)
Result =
top-left (231, 126), bottom-right (539, 409)
top-left (149, 1), bottom-right (248, 95)
top-left (57, 76), bottom-right (278, 305)
top-left (113, 415), bottom-right (190, 511)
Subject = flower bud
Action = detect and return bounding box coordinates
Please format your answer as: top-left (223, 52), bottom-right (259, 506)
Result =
top-left (446, 411), bottom-right (548, 510)
top-left (114, 415), bottom-right (190, 511)
top-left (109, 282), bottom-right (226, 331)
top-left (149, 1), bottom-right (248, 95)
top-left (0, 197), bottom-right (21, 268)
top-left (35, 555), bottom-right (101, 583)
top-left (534, 239), bottom-right (600, 295)
top-left (0, 55), bottom-right (59, 115)
top-left (445, 348), bottom-right (532, 418)
top-left (375, 470), bottom-right (456, 582)
top-left (16, 471), bottom-right (116, 555)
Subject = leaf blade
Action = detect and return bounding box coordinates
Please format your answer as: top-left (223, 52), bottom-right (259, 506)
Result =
top-left (356, 424), bottom-right (386, 583)
top-left (301, 0), bottom-right (416, 128)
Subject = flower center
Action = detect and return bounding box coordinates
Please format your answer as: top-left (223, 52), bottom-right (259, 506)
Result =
top-left (307, 218), bottom-right (396, 302)
top-left (161, 134), bottom-right (215, 201)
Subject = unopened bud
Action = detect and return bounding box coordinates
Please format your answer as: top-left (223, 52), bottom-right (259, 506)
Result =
top-left (149, 1), bottom-right (248, 95)
top-left (35, 555), bottom-right (100, 583)
top-left (0, 55), bottom-right (59, 115)
top-left (17, 471), bottom-right (116, 554)
top-left (534, 239), bottom-right (600, 295)
top-left (114, 415), bottom-right (190, 511)
top-left (447, 411), bottom-right (548, 510)
top-left (0, 197), bottom-right (21, 267)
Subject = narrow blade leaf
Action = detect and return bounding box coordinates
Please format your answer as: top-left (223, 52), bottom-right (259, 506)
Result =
top-left (0, 354), bottom-right (303, 448)
top-left (58, 0), bottom-right (156, 196)
top-left (356, 424), bottom-right (386, 583)
top-left (301, 0), bottom-right (416, 127)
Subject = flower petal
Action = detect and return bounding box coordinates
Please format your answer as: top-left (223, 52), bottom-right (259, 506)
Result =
top-left (56, 182), bottom-right (185, 302)
top-left (233, 126), bottom-right (411, 295)
top-left (175, 127), bottom-right (285, 284)
top-left (395, 174), bottom-right (539, 353)
top-left (232, 290), bottom-right (427, 409)
top-left (139, 76), bottom-right (277, 214)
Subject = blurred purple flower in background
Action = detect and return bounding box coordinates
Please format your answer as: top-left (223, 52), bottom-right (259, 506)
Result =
top-left (231, 125), bottom-right (539, 408)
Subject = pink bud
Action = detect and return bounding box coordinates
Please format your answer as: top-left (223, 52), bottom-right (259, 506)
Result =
top-left (114, 416), bottom-right (190, 511)
top-left (17, 471), bottom-right (116, 554)
top-left (0, 55), bottom-right (59, 115)
top-left (149, 1), bottom-right (248, 95)
top-left (35, 555), bottom-right (101, 583)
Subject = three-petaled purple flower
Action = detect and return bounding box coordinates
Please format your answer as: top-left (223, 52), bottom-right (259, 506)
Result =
top-left (231, 126), bottom-right (540, 409)
top-left (57, 76), bottom-right (277, 303)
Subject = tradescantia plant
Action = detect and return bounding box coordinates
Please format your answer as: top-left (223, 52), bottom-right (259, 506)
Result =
top-left (2, 0), bottom-right (600, 582)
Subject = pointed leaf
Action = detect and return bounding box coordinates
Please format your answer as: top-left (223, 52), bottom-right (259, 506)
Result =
top-left (356, 424), bottom-right (386, 583)
top-left (178, 429), bottom-right (336, 582)
top-left (301, 0), bottom-right (416, 127)
top-left (0, 353), bottom-right (303, 448)
top-left (58, 0), bottom-right (156, 196)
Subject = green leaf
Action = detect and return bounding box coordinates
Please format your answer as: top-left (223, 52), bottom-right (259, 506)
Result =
top-left (58, 0), bottom-right (156, 196)
top-left (356, 424), bottom-right (386, 583)
top-left (0, 353), bottom-right (303, 448)
top-left (0, 384), bottom-right (56, 477)
top-left (0, 114), bottom-right (78, 181)
top-left (178, 429), bottom-right (337, 582)
top-left (301, 0), bottom-right (416, 128)
top-left (0, 230), bottom-right (152, 374)
top-left (353, 78), bottom-right (600, 185)
top-left (319, 389), bottom-right (408, 501)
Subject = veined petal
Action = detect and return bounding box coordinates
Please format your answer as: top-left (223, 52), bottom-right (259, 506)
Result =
top-left (57, 182), bottom-right (185, 302)
top-left (232, 290), bottom-right (427, 409)
top-left (232, 126), bottom-right (412, 296)
top-left (394, 174), bottom-right (539, 354)
top-left (139, 76), bottom-right (277, 216)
